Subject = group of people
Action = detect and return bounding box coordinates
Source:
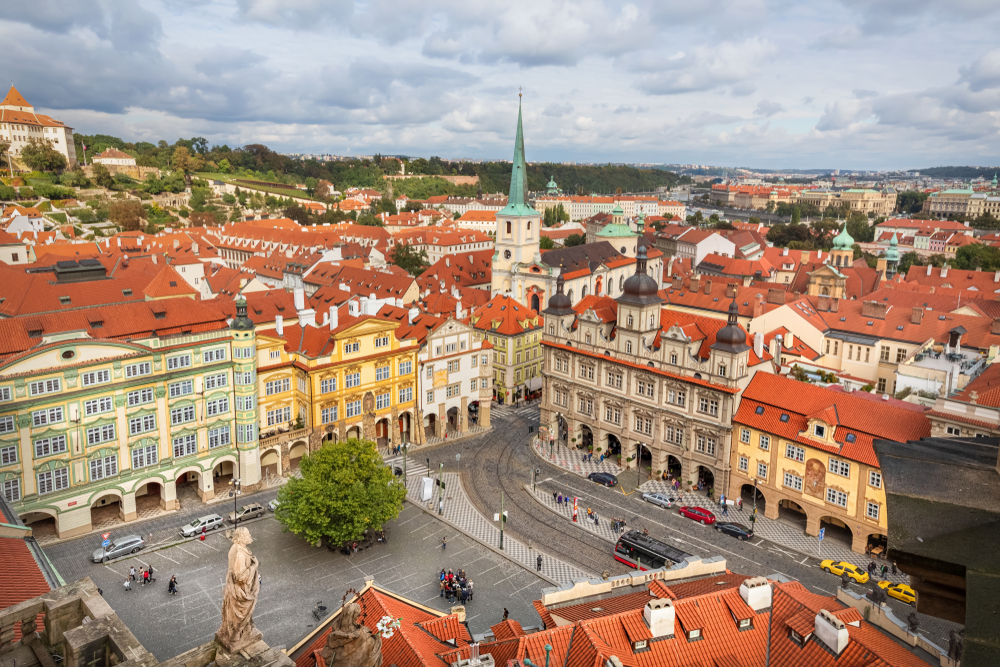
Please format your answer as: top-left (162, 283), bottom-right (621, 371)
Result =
top-left (439, 569), bottom-right (474, 604)
top-left (122, 565), bottom-right (179, 595)
top-left (585, 507), bottom-right (601, 526)
top-left (868, 559), bottom-right (898, 580)
top-left (612, 517), bottom-right (628, 534)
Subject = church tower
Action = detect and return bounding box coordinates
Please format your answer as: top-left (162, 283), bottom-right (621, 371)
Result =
top-left (491, 97), bottom-right (542, 296)
top-left (230, 296), bottom-right (262, 488)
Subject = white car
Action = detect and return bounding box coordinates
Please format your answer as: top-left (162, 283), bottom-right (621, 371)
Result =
top-left (181, 514), bottom-right (225, 537)
top-left (642, 492), bottom-right (675, 509)
top-left (267, 499), bottom-right (280, 512)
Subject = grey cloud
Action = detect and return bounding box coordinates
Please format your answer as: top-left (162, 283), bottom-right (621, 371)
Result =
top-left (959, 48), bottom-right (1000, 91)
top-left (815, 99), bottom-right (871, 131)
top-left (838, 0), bottom-right (1000, 35)
top-left (853, 89), bottom-right (879, 99)
top-left (233, 0), bottom-right (354, 29)
top-left (801, 96), bottom-right (814, 105)
top-left (194, 49), bottom-right (267, 76)
top-left (753, 99), bottom-right (784, 116)
top-left (637, 38), bottom-right (776, 96)
top-left (544, 103), bottom-right (573, 117)
top-left (731, 83), bottom-right (756, 97)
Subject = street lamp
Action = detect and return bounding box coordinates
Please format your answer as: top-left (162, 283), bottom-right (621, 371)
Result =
top-left (229, 448), bottom-right (242, 524)
top-left (437, 463), bottom-right (444, 515)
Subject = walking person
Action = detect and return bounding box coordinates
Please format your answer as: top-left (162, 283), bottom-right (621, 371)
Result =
top-left (460, 587), bottom-right (468, 605)
top-left (147, 564), bottom-right (155, 583)
top-left (168, 576), bottom-right (178, 595)
top-left (440, 579), bottom-right (446, 598)
top-left (129, 566), bottom-right (136, 582)
top-left (467, 581), bottom-right (474, 601)
top-left (124, 577), bottom-right (131, 592)
top-left (891, 561), bottom-right (898, 576)
top-left (502, 608), bottom-right (509, 621)
top-left (881, 564), bottom-right (888, 580)
top-left (442, 536), bottom-right (447, 550)
top-left (142, 569), bottom-right (150, 587)
top-left (536, 554), bottom-right (543, 571)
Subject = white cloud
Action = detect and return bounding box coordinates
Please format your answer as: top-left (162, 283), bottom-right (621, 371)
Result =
top-left (636, 38), bottom-right (778, 95)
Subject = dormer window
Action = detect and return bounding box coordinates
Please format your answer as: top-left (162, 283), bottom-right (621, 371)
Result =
top-left (738, 618), bottom-right (752, 630)
top-left (814, 424), bottom-right (826, 438)
top-left (633, 640), bottom-right (647, 650)
top-left (789, 629), bottom-right (806, 647)
top-left (687, 628), bottom-right (701, 641)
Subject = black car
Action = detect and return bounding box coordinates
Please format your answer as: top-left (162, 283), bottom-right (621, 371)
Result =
top-left (587, 472), bottom-right (618, 487)
top-left (715, 522), bottom-right (754, 541)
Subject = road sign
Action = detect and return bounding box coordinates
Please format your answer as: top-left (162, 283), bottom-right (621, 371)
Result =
top-left (102, 532), bottom-right (111, 540)
top-left (102, 540), bottom-right (111, 547)
top-left (818, 528), bottom-right (826, 541)
top-left (455, 454), bottom-right (460, 461)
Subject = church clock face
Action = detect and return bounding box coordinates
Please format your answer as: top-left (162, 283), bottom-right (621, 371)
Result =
top-left (504, 249), bottom-right (512, 259)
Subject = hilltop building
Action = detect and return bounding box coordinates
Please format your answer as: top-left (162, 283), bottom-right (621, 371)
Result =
top-left (0, 86), bottom-right (77, 168)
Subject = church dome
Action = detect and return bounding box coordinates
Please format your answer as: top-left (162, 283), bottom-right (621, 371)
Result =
top-left (546, 176), bottom-right (558, 188)
top-left (617, 246), bottom-right (661, 306)
top-left (832, 224), bottom-right (855, 250)
top-left (711, 300), bottom-right (750, 353)
top-left (885, 232), bottom-right (900, 262)
top-left (596, 222), bottom-right (635, 238)
top-left (543, 275), bottom-right (574, 316)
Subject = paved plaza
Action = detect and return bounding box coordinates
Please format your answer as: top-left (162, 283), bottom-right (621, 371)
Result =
top-left (42, 503), bottom-right (550, 659)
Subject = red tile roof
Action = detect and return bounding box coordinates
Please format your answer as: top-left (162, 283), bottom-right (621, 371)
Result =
top-left (469, 294), bottom-right (542, 336)
top-left (143, 264), bottom-right (198, 299)
top-left (417, 249), bottom-right (493, 292)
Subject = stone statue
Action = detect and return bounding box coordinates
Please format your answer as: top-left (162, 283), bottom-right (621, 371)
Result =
top-left (947, 628), bottom-right (964, 661)
top-left (869, 584), bottom-right (888, 607)
top-left (216, 527), bottom-right (263, 653)
top-left (905, 612), bottom-right (919, 634)
top-left (320, 602), bottom-right (382, 667)
top-left (840, 572), bottom-right (851, 590)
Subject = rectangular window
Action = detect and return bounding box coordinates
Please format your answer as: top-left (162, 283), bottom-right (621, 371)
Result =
top-left (86, 423), bottom-right (116, 445)
top-left (266, 407), bottom-right (292, 426)
top-left (759, 434), bottom-right (770, 451)
top-left (345, 341), bottom-right (360, 353)
top-left (578, 398), bottom-right (593, 415)
top-left (481, 354), bottom-right (489, 367)
top-left (166, 354), bottom-right (191, 370)
top-left (876, 378), bottom-right (887, 393)
top-left (204, 373), bottom-right (228, 389)
top-left (814, 424), bottom-right (826, 438)
top-left (376, 366), bottom-right (391, 381)
top-left (172, 434), bottom-right (197, 458)
top-left (170, 405), bottom-right (196, 426)
top-left (0, 416), bottom-right (13, 434)
top-left (89, 455), bottom-right (118, 481)
top-left (169, 379), bottom-right (194, 398)
top-left (0, 444), bottom-right (16, 465)
top-left (896, 348), bottom-right (907, 363)
top-left (607, 372), bottom-right (622, 389)
top-left (827, 488), bottom-right (848, 508)
top-left (376, 392), bottom-right (390, 410)
top-left (471, 355), bottom-right (478, 368)
top-left (757, 463), bottom-right (768, 479)
top-left (298, 377), bottom-right (306, 392)
top-left (706, 436), bottom-right (716, 456)
top-left (784, 472), bottom-right (803, 491)
top-left (125, 361), bottom-right (151, 378)
top-left (206, 397), bottom-right (229, 416)
top-left (869, 471), bottom-right (882, 488)
top-left (128, 414), bottom-right (156, 436)
top-left (29, 378), bottom-right (61, 396)
top-left (374, 336), bottom-right (389, 348)
top-left (237, 423), bottom-right (255, 443)
top-left (0, 387), bottom-right (10, 402)
top-left (132, 444), bottom-right (158, 469)
top-left (127, 387), bottom-right (155, 406)
top-left (3, 479), bottom-right (20, 502)
top-left (447, 360), bottom-right (460, 373)
top-left (740, 429), bottom-right (751, 444)
top-left (321, 378), bottom-right (337, 393)
top-left (36, 468), bottom-right (69, 495)
top-left (345, 372), bottom-right (361, 388)
top-left (269, 350), bottom-right (280, 360)
top-left (346, 400), bottom-right (362, 418)
top-left (786, 444), bottom-right (805, 462)
top-left (321, 406), bottom-right (339, 424)
top-left (32, 407), bottom-right (64, 427)
top-left (265, 378), bottom-right (291, 395)
top-left (235, 345), bottom-right (255, 359)
top-left (426, 390), bottom-right (434, 404)
top-left (829, 458), bottom-right (851, 477)
top-left (945, 425), bottom-right (960, 436)
top-left (209, 426), bottom-right (231, 448)
top-left (399, 360), bottom-right (412, 375)
top-left (236, 395), bottom-right (255, 411)
top-left (84, 396), bottom-right (113, 416)
top-left (738, 456), bottom-right (748, 472)
top-left (604, 406), bottom-right (621, 424)
top-left (34, 435), bottom-right (68, 457)
top-left (865, 348), bottom-right (870, 363)
top-left (203, 347), bottom-right (227, 363)
top-left (446, 343), bottom-right (456, 353)
top-left (81, 369), bottom-right (111, 386)
top-left (866, 501), bottom-right (880, 520)
top-left (399, 386), bottom-right (412, 403)
top-left (880, 346), bottom-right (890, 362)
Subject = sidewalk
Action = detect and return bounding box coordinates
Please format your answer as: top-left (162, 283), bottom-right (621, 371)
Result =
top-left (402, 472), bottom-right (593, 585)
top-left (530, 439), bottom-right (909, 585)
top-left (526, 484), bottom-right (624, 547)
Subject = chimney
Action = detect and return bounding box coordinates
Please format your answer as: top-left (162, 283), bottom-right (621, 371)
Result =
top-left (785, 332), bottom-right (795, 348)
top-left (445, 257), bottom-right (450, 267)
top-left (689, 276), bottom-right (700, 293)
top-left (995, 270), bottom-right (1000, 283)
top-left (152, 254), bottom-right (158, 265)
top-left (123, 254), bottom-right (129, 268)
top-left (117, 237), bottom-right (121, 247)
top-left (642, 599), bottom-right (675, 639)
top-left (753, 332), bottom-right (764, 358)
top-left (814, 610), bottom-right (850, 656)
top-left (348, 300), bottom-right (359, 316)
top-left (802, 251), bottom-right (810, 263)
top-left (941, 264), bottom-right (949, 278)
top-left (667, 257), bottom-right (674, 277)
top-left (991, 318), bottom-right (1000, 335)
top-left (329, 306), bottom-right (338, 330)
top-left (739, 577), bottom-right (772, 612)
top-left (926, 264), bottom-right (933, 276)
top-left (912, 307), bottom-right (924, 325)
top-left (322, 310), bottom-right (329, 326)
top-left (817, 294), bottom-right (831, 311)
top-left (672, 275), bottom-right (682, 290)
top-left (299, 308), bottom-right (316, 327)
top-left (703, 280), bottom-right (712, 295)
top-left (456, 301), bottom-right (462, 319)
top-left (192, 242), bottom-right (199, 255)
top-left (816, 250), bottom-right (823, 260)
top-left (774, 334), bottom-right (783, 366)
top-left (408, 306), bottom-right (419, 324)
top-left (782, 247), bottom-right (789, 256)
top-left (753, 295), bottom-right (765, 318)
top-left (339, 283), bottom-right (351, 292)
top-left (860, 300), bottom-right (888, 320)
top-left (173, 239), bottom-right (180, 250)
top-left (293, 287), bottom-right (305, 311)
top-left (727, 283), bottom-right (738, 298)
top-left (830, 297), bottom-right (840, 313)
top-left (275, 315), bottom-right (284, 335)
top-left (767, 288), bottom-right (785, 305)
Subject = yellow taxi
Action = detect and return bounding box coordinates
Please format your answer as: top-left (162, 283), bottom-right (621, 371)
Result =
top-left (820, 560), bottom-right (869, 584)
top-left (878, 581), bottom-right (916, 605)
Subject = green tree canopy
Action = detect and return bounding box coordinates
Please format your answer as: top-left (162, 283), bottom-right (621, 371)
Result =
top-left (845, 211), bottom-right (875, 243)
top-left (539, 235), bottom-right (555, 250)
top-left (274, 438), bottom-right (406, 547)
top-left (564, 233), bottom-right (586, 247)
top-left (20, 138), bottom-right (67, 172)
top-left (393, 243), bottom-right (430, 276)
top-left (955, 244), bottom-right (1000, 271)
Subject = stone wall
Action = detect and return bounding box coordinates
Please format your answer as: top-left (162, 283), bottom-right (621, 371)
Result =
top-left (384, 174), bottom-right (479, 186)
top-left (82, 165), bottom-right (162, 181)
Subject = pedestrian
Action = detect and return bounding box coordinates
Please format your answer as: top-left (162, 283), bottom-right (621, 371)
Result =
top-left (600, 453), bottom-right (604, 463)
top-left (891, 561), bottom-right (898, 576)
top-left (440, 579), bottom-right (446, 597)
top-left (98, 588), bottom-right (103, 597)
top-left (147, 564), bottom-right (155, 583)
top-left (142, 569), bottom-right (150, 587)
top-left (594, 513), bottom-right (599, 527)
top-left (722, 504), bottom-right (728, 517)
top-left (553, 491), bottom-right (558, 502)
top-left (442, 536), bottom-right (447, 550)
top-left (124, 577), bottom-right (131, 592)
top-left (460, 587), bottom-right (468, 604)
top-left (502, 608), bottom-right (509, 621)
top-left (467, 581), bottom-right (474, 601)
top-left (556, 493), bottom-right (562, 505)
top-left (168, 575), bottom-right (178, 595)
top-left (460, 569), bottom-right (466, 580)
top-left (445, 584), bottom-right (453, 602)
top-left (881, 564), bottom-right (888, 580)
top-left (536, 554), bottom-right (543, 571)
top-left (129, 566), bottom-right (136, 582)
top-left (440, 569), bottom-right (447, 581)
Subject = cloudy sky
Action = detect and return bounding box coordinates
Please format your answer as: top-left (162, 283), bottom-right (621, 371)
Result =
top-left (5, 0), bottom-right (1000, 170)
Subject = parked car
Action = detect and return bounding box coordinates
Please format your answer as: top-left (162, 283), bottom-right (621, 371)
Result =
top-left (587, 472), bottom-right (618, 487)
top-left (878, 581), bottom-right (916, 605)
top-left (92, 534), bottom-right (145, 563)
top-left (678, 506), bottom-right (716, 525)
top-left (227, 503), bottom-right (265, 523)
top-left (715, 522), bottom-right (753, 540)
top-left (641, 492), bottom-right (674, 509)
top-left (268, 499), bottom-right (280, 512)
top-left (820, 560), bottom-right (869, 584)
top-left (181, 514), bottom-right (225, 537)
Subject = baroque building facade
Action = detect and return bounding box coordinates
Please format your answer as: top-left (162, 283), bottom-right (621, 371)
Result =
top-left (540, 249), bottom-right (769, 492)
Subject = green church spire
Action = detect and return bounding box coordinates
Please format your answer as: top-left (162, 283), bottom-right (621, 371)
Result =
top-left (499, 96), bottom-right (539, 217)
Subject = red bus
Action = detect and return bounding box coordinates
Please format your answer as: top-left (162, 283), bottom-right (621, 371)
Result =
top-left (614, 530), bottom-right (692, 570)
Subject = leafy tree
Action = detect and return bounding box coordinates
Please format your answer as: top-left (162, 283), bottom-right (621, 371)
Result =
top-left (896, 191), bottom-right (929, 214)
top-left (172, 146), bottom-right (204, 183)
top-left (189, 211), bottom-right (220, 227)
top-left (539, 236), bottom-right (555, 250)
top-left (356, 211), bottom-right (384, 227)
top-left (222, 193), bottom-right (237, 205)
top-left (564, 233), bottom-right (586, 247)
top-left (92, 164), bottom-right (115, 189)
top-left (0, 184), bottom-right (16, 200)
top-left (402, 201), bottom-right (423, 213)
top-left (393, 243), bottom-right (430, 276)
top-left (59, 169), bottom-right (90, 187)
top-left (845, 211), bottom-right (874, 243)
top-left (20, 138), bottom-right (67, 172)
top-left (543, 204), bottom-right (570, 226)
top-left (283, 204), bottom-right (312, 226)
top-left (19, 187), bottom-right (35, 198)
top-left (791, 208), bottom-right (801, 224)
top-left (748, 216), bottom-right (761, 225)
top-left (108, 201), bottom-right (146, 231)
top-left (713, 220), bottom-right (736, 230)
top-left (897, 251), bottom-right (921, 274)
top-left (274, 438), bottom-right (406, 547)
top-left (955, 244), bottom-right (1000, 271)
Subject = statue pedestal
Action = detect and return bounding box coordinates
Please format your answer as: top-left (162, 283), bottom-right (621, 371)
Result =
top-left (215, 640), bottom-right (293, 667)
